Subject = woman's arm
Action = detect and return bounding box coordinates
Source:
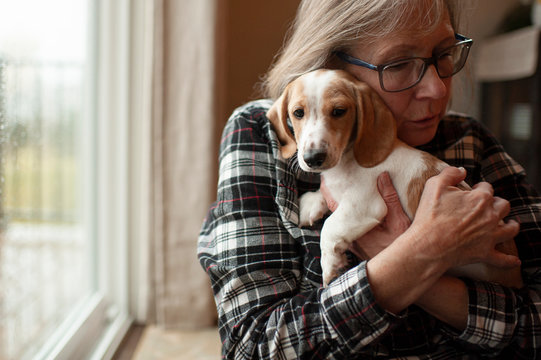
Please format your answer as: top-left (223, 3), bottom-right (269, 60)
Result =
top-left (356, 165), bottom-right (541, 357)
top-left (356, 167), bottom-right (519, 314)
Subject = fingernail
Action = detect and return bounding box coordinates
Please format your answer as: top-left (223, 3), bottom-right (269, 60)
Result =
top-left (378, 172), bottom-right (390, 186)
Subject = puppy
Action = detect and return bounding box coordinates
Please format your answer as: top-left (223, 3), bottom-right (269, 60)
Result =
top-left (267, 69), bottom-right (522, 288)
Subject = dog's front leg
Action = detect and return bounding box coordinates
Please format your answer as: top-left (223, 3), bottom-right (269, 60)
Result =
top-left (320, 199), bottom-right (386, 286)
top-left (299, 190), bottom-right (329, 227)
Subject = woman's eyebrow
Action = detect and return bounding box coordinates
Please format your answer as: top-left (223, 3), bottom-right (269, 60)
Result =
top-left (437, 35), bottom-right (458, 49)
top-left (374, 44), bottom-right (421, 62)
top-left (376, 35), bottom-right (457, 62)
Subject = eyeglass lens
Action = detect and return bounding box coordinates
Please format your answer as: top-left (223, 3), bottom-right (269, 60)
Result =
top-left (380, 43), bottom-right (469, 92)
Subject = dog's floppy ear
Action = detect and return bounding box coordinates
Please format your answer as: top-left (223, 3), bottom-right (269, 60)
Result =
top-left (353, 82), bottom-right (397, 167)
top-left (266, 86), bottom-right (297, 158)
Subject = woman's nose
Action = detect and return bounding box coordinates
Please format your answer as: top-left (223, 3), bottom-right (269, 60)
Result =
top-left (415, 64), bottom-right (448, 100)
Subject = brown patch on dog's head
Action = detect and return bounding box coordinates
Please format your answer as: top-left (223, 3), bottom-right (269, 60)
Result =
top-left (319, 78), bottom-right (358, 153)
top-left (267, 82), bottom-right (298, 159)
top-left (351, 80), bottom-right (397, 168)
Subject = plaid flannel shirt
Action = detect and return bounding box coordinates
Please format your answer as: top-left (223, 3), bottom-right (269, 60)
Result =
top-left (198, 99), bottom-right (541, 359)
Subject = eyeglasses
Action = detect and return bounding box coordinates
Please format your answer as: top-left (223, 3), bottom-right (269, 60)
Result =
top-left (336, 33), bottom-right (473, 92)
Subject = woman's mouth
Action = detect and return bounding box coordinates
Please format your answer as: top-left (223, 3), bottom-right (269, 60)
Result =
top-left (411, 115), bottom-right (438, 128)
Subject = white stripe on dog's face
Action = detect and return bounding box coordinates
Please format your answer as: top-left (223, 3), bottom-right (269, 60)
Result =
top-left (298, 72), bottom-right (334, 166)
top-left (288, 70), bottom-right (357, 172)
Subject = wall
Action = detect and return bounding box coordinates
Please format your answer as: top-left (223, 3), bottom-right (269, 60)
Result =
top-left (214, 0), bottom-right (300, 131)
top-left (451, 0), bottom-right (522, 117)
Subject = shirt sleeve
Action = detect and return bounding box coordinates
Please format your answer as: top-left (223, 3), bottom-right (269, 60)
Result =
top-left (437, 117), bottom-right (541, 358)
top-left (197, 102), bottom-right (403, 359)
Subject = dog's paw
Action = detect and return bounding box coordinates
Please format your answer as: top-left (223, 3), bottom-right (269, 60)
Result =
top-left (321, 252), bottom-right (349, 287)
top-left (322, 269), bottom-right (339, 287)
top-left (322, 262), bottom-right (349, 287)
top-left (299, 191), bottom-right (328, 227)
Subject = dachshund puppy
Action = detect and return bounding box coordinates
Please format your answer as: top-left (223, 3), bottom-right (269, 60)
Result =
top-left (267, 69), bottom-right (522, 288)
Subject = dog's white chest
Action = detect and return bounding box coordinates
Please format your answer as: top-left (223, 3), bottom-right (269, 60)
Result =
top-left (323, 146), bottom-right (430, 216)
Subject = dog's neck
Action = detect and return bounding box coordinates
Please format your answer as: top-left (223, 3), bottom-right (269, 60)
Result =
top-left (337, 137), bottom-right (404, 170)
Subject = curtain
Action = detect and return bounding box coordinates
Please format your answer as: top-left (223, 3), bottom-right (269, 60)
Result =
top-left (149, 0), bottom-right (217, 328)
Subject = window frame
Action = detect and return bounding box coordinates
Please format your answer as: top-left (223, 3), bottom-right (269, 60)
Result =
top-left (30, 0), bottom-right (153, 358)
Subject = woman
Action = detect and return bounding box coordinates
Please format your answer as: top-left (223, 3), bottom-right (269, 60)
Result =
top-left (198, 0), bottom-right (541, 358)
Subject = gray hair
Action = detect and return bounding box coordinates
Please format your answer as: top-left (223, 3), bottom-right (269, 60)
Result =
top-left (261, 0), bottom-right (460, 99)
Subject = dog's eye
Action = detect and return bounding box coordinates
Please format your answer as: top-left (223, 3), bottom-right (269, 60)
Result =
top-left (293, 109), bottom-right (304, 119)
top-left (332, 108), bottom-right (347, 117)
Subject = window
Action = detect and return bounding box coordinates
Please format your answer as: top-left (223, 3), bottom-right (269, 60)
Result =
top-left (0, 0), bottom-right (149, 358)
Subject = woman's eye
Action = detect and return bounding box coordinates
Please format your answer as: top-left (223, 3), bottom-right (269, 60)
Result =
top-left (332, 108), bottom-right (347, 117)
top-left (384, 60), bottom-right (413, 73)
top-left (293, 109), bottom-right (304, 119)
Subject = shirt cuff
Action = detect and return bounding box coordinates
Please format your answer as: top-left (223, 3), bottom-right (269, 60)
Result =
top-left (320, 261), bottom-right (405, 352)
top-left (440, 278), bottom-right (517, 351)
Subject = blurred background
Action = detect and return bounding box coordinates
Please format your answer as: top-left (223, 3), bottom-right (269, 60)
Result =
top-left (0, 0), bottom-right (539, 359)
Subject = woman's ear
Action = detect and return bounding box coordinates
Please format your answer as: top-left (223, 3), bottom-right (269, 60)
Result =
top-left (266, 86), bottom-right (297, 158)
top-left (353, 83), bottom-right (397, 167)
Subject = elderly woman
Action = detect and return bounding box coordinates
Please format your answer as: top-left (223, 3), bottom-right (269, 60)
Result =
top-left (198, 0), bottom-right (541, 358)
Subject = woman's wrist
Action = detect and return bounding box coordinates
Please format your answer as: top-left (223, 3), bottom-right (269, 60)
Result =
top-left (365, 224), bottom-right (469, 330)
top-left (366, 228), bottom-right (449, 314)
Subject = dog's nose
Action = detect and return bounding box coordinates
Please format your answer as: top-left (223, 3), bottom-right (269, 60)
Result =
top-left (304, 150), bottom-right (327, 169)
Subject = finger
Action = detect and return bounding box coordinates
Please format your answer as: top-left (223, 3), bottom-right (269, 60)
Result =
top-left (320, 176), bottom-right (338, 212)
top-left (472, 181), bottom-right (494, 196)
top-left (349, 241), bottom-right (368, 260)
top-left (493, 196), bottom-right (511, 218)
top-left (434, 166), bottom-right (467, 187)
top-left (320, 176), bottom-right (329, 195)
top-left (485, 249), bottom-right (522, 268)
top-left (497, 219), bottom-right (520, 239)
top-left (377, 172), bottom-right (401, 206)
top-left (377, 172), bottom-right (411, 229)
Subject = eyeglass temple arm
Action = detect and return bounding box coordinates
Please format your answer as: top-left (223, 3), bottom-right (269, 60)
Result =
top-left (336, 33), bottom-right (472, 69)
top-left (455, 33), bottom-right (473, 44)
top-left (335, 52), bottom-right (378, 70)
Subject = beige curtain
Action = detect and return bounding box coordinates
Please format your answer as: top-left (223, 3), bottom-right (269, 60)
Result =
top-left (149, 0), bottom-right (217, 328)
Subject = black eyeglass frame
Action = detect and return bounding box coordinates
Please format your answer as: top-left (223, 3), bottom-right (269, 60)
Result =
top-left (335, 33), bottom-right (474, 92)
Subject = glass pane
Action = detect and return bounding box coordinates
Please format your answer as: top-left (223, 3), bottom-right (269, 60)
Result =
top-left (0, 0), bottom-right (94, 359)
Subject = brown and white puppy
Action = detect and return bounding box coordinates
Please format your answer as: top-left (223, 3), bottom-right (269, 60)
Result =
top-left (267, 69), bottom-right (522, 288)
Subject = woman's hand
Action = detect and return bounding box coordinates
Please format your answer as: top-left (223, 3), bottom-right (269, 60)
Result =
top-left (364, 166), bottom-right (520, 316)
top-left (409, 166), bottom-right (521, 271)
top-left (349, 172), bottom-right (410, 259)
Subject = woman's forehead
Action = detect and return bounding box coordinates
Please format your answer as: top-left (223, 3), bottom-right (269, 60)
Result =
top-left (372, 0), bottom-right (452, 38)
top-left (353, 10), bottom-right (455, 61)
